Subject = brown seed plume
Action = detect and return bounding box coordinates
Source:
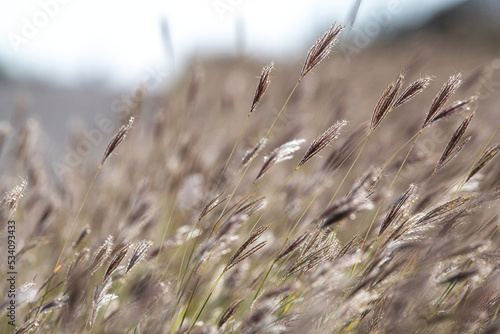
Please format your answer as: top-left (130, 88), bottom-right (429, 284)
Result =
top-left (435, 112), bottom-right (475, 172)
top-left (393, 76), bottom-right (432, 109)
top-left (379, 184), bottom-right (418, 236)
top-left (466, 143), bottom-right (500, 182)
top-left (278, 232), bottom-right (310, 260)
top-left (199, 189), bottom-right (229, 222)
top-left (225, 225), bottom-right (268, 272)
top-left (250, 62), bottom-right (274, 114)
top-left (102, 243), bottom-right (131, 282)
top-left (422, 74), bottom-right (462, 129)
top-left (101, 117), bottom-right (134, 165)
top-left (218, 300), bottom-right (244, 329)
top-left (430, 95), bottom-right (477, 125)
top-left (370, 73), bottom-right (405, 131)
top-left (298, 120), bottom-right (347, 167)
top-left (320, 167), bottom-right (382, 228)
top-left (301, 23), bottom-right (345, 77)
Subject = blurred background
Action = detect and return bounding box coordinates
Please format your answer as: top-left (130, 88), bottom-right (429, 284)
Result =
top-left (0, 0), bottom-right (499, 161)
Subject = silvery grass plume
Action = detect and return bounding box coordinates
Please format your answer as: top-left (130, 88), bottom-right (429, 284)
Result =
top-left (422, 73), bottom-right (462, 129)
top-left (241, 138), bottom-right (268, 169)
top-left (298, 120), bottom-right (347, 167)
top-left (125, 240), bottom-right (153, 274)
top-left (199, 189), bottom-right (229, 222)
top-left (250, 62), bottom-right (274, 114)
top-left (1, 177), bottom-right (28, 226)
top-left (255, 139), bottom-right (305, 181)
top-left (89, 236), bottom-right (113, 275)
top-left (286, 229), bottom-right (341, 278)
top-left (90, 278), bottom-right (117, 329)
top-left (435, 111), bottom-right (475, 172)
top-left (101, 117), bottom-right (134, 165)
top-left (301, 23), bottom-right (345, 77)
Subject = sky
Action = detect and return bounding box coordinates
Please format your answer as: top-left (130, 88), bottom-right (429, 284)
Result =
top-left (0, 0), bottom-right (469, 88)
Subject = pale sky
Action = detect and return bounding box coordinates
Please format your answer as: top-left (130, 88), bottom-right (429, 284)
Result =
top-left (0, 0), bottom-right (467, 88)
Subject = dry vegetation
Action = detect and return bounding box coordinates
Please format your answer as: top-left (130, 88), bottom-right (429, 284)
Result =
top-left (2, 22), bottom-right (500, 333)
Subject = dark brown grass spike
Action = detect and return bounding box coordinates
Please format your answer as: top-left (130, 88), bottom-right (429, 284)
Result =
top-left (199, 189), bottom-right (229, 222)
top-left (278, 232), bottom-right (310, 260)
top-left (301, 23), bottom-right (345, 77)
top-left (379, 184), bottom-right (418, 236)
top-left (218, 300), bottom-right (244, 329)
top-left (102, 243), bottom-right (131, 283)
top-left (466, 143), bottom-right (500, 182)
top-left (250, 62), bottom-right (274, 114)
top-left (435, 111), bottom-right (475, 172)
top-left (89, 236), bottom-right (113, 275)
top-left (422, 73), bottom-right (462, 129)
top-left (226, 225), bottom-right (268, 272)
top-left (101, 117), bottom-right (134, 165)
top-left (393, 76), bottom-right (432, 109)
top-left (431, 95), bottom-right (477, 125)
top-left (298, 120), bottom-right (347, 167)
top-left (370, 73), bottom-right (405, 131)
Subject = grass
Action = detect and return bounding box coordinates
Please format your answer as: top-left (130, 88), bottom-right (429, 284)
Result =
top-left (1, 22), bottom-right (500, 334)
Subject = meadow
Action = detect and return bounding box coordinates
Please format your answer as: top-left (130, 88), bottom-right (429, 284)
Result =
top-left (1, 23), bottom-right (500, 333)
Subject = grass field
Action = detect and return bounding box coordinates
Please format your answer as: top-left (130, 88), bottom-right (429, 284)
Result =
top-left (1, 22), bottom-right (500, 333)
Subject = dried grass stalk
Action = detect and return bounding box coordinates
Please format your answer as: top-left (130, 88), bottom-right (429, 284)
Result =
top-left (89, 236), bottom-right (113, 275)
top-left (430, 96), bottom-right (477, 125)
top-left (1, 177), bottom-right (28, 222)
top-left (393, 76), bottom-right (432, 109)
top-left (370, 73), bottom-right (405, 130)
top-left (298, 120), bottom-right (347, 167)
top-left (241, 138), bottom-right (268, 169)
top-left (379, 184), bottom-right (418, 236)
top-left (125, 240), bottom-right (153, 274)
top-left (199, 189), bottom-right (229, 222)
top-left (278, 232), bottom-right (311, 260)
top-left (102, 243), bottom-right (131, 282)
top-left (90, 278), bottom-right (117, 329)
top-left (250, 62), bottom-right (274, 113)
top-left (101, 117), bottom-right (134, 165)
top-left (320, 167), bottom-right (382, 228)
top-left (256, 139), bottom-right (305, 180)
top-left (226, 225), bottom-right (268, 272)
top-left (301, 23), bottom-right (345, 77)
top-left (422, 74), bottom-right (462, 128)
top-left (72, 225), bottom-right (91, 248)
top-left (218, 300), bottom-right (244, 329)
top-left (466, 143), bottom-right (500, 182)
top-left (435, 112), bottom-right (475, 172)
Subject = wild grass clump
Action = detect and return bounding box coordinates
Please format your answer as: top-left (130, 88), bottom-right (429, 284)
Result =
top-left (2, 22), bottom-right (500, 334)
